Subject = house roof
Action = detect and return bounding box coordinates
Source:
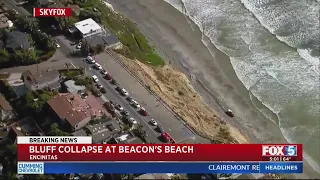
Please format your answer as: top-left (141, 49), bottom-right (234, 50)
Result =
top-left (86, 118), bottom-right (120, 134)
top-left (38, 0), bottom-right (54, 6)
top-left (48, 81), bottom-right (61, 90)
top-left (5, 31), bottom-right (30, 50)
top-left (22, 69), bottom-right (60, 86)
top-left (0, 95), bottom-right (12, 111)
top-left (72, 129), bottom-right (87, 136)
top-left (47, 93), bottom-right (108, 126)
top-left (9, 117), bottom-right (43, 136)
top-left (74, 18), bottom-right (101, 36)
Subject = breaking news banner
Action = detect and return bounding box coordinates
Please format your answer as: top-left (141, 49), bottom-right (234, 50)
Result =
top-left (17, 162), bottom-right (303, 174)
top-left (33, 8), bottom-right (72, 17)
top-left (17, 137), bottom-right (302, 162)
top-left (16, 137), bottom-right (303, 174)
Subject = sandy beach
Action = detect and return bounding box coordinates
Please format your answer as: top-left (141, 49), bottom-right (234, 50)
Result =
top-left (108, 0), bottom-right (319, 178)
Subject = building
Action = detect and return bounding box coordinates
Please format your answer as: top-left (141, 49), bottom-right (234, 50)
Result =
top-left (5, 31), bottom-right (30, 50)
top-left (0, 95), bottom-right (15, 121)
top-left (109, 132), bottom-right (144, 144)
top-left (74, 18), bottom-right (103, 38)
top-left (47, 93), bottom-right (108, 131)
top-left (63, 80), bottom-right (86, 93)
top-left (7, 117), bottom-right (44, 143)
top-left (22, 68), bottom-right (60, 91)
top-left (73, 117), bottom-right (120, 143)
top-left (84, 34), bottom-right (122, 49)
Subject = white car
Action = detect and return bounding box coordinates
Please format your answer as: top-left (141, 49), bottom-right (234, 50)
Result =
top-left (120, 88), bottom-right (129, 96)
top-left (87, 56), bottom-right (96, 63)
top-left (129, 117), bottom-right (137, 125)
top-left (92, 75), bottom-right (99, 82)
top-left (76, 43), bottom-right (82, 49)
top-left (150, 119), bottom-right (157, 126)
top-left (130, 100), bottom-right (140, 108)
top-left (56, 43), bottom-right (60, 48)
top-left (94, 63), bottom-right (103, 70)
top-left (115, 104), bottom-right (124, 111)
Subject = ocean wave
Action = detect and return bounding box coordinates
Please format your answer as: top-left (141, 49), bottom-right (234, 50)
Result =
top-left (164, 0), bottom-right (320, 174)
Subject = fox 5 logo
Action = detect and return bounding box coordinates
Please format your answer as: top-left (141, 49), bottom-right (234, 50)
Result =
top-left (262, 145), bottom-right (297, 156)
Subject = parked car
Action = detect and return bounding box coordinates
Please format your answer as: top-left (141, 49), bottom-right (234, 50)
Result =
top-left (96, 83), bottom-right (103, 89)
top-left (225, 109), bottom-right (234, 117)
top-left (56, 43), bottom-right (60, 48)
top-left (94, 63), bottom-right (103, 70)
top-left (128, 117), bottom-right (137, 125)
top-left (122, 110), bottom-right (129, 117)
top-left (92, 75), bottom-right (99, 83)
top-left (101, 70), bottom-right (108, 75)
top-left (105, 73), bottom-right (112, 80)
top-left (115, 104), bottom-right (124, 111)
top-left (111, 79), bottom-right (117, 85)
top-left (87, 56), bottom-right (96, 63)
top-left (120, 88), bottom-right (129, 96)
top-left (115, 86), bottom-right (122, 91)
top-left (156, 125), bottom-right (164, 133)
top-left (139, 107), bottom-right (148, 116)
top-left (126, 96), bottom-right (133, 102)
top-left (161, 132), bottom-right (175, 144)
top-left (130, 100), bottom-right (140, 108)
top-left (92, 87), bottom-right (102, 97)
top-left (150, 119), bottom-right (157, 126)
top-left (100, 87), bottom-right (106, 94)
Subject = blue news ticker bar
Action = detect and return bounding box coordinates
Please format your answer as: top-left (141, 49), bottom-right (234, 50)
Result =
top-left (41, 162), bottom-right (303, 174)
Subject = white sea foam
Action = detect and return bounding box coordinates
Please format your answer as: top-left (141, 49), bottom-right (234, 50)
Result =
top-left (164, 0), bottom-right (320, 174)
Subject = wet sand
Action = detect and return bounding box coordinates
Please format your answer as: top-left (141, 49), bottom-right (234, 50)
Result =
top-left (108, 0), bottom-right (318, 178)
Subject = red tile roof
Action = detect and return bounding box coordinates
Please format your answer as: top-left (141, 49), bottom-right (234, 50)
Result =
top-left (48, 93), bottom-right (108, 126)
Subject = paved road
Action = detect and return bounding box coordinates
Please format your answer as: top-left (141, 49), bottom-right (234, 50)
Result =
top-left (94, 53), bottom-right (196, 143)
top-left (55, 36), bottom-right (199, 144)
top-left (55, 36), bottom-right (163, 143)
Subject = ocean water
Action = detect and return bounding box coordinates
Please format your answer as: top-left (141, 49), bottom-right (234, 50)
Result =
top-left (164, 0), bottom-right (320, 173)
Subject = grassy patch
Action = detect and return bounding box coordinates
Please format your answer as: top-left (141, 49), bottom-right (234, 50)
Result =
top-left (0, 73), bottom-right (10, 79)
top-left (59, 69), bottom-right (82, 78)
top-left (74, 0), bottom-right (165, 67)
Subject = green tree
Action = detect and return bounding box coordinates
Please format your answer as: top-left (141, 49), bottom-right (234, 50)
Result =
top-left (0, 48), bottom-right (9, 64)
top-left (79, 9), bottom-right (101, 23)
top-left (14, 49), bottom-right (39, 65)
top-left (132, 123), bottom-right (147, 142)
top-left (50, 123), bottom-right (69, 136)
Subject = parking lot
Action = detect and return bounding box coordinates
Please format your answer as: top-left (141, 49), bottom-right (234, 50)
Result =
top-left (91, 53), bottom-right (196, 143)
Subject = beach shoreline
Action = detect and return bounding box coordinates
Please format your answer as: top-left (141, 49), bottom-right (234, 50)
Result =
top-left (108, 0), bottom-right (319, 178)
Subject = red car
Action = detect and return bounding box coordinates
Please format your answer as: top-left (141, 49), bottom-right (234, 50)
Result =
top-left (139, 107), bottom-right (148, 116)
top-left (104, 73), bottom-right (112, 80)
top-left (161, 132), bottom-right (175, 144)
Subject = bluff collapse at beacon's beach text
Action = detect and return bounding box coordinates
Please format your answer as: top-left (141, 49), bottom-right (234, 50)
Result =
top-left (28, 145), bottom-right (194, 160)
